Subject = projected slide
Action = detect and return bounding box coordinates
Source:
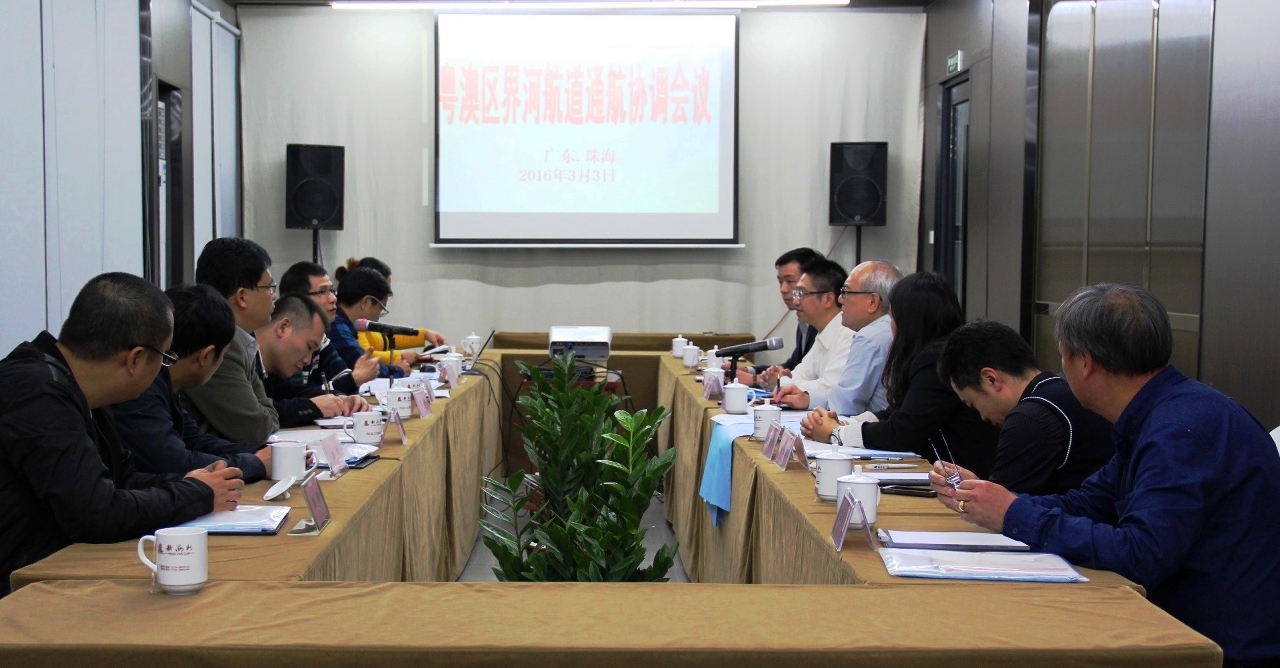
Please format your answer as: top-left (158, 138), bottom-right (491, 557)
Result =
top-left (435, 14), bottom-right (737, 244)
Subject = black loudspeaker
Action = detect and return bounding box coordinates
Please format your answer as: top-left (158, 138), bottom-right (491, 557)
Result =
top-left (829, 142), bottom-right (887, 226)
top-left (286, 144), bottom-right (344, 230)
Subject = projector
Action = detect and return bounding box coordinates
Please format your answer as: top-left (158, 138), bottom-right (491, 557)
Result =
top-left (549, 326), bottom-right (612, 364)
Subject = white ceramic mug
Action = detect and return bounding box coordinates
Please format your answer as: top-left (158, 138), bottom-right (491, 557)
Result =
top-left (344, 411), bottom-right (386, 444)
top-left (837, 466), bottom-right (882, 526)
top-left (393, 377), bottom-right (424, 394)
top-left (387, 387), bottom-right (414, 419)
top-left (271, 441), bottom-right (317, 481)
top-left (440, 354), bottom-right (464, 381)
top-left (722, 382), bottom-right (749, 414)
top-left (812, 451), bottom-right (855, 499)
top-left (753, 404), bottom-right (781, 439)
top-left (671, 334), bottom-right (688, 357)
top-left (462, 332), bottom-right (483, 357)
top-left (682, 344), bottom-right (700, 368)
top-left (137, 527), bottom-right (208, 595)
top-left (703, 367), bottom-right (725, 388)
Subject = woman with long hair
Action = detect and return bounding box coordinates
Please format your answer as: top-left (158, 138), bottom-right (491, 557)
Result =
top-left (802, 272), bottom-right (999, 477)
top-left (333, 256), bottom-right (446, 367)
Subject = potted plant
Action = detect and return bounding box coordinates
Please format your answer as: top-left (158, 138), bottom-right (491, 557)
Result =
top-left (480, 353), bottom-right (677, 581)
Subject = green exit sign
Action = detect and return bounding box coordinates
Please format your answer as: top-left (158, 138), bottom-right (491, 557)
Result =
top-left (947, 51), bottom-right (965, 75)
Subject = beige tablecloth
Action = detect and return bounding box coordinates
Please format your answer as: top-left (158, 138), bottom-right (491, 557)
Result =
top-left (0, 580), bottom-right (1219, 667)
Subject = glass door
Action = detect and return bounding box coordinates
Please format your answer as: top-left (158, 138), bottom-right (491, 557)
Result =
top-left (935, 78), bottom-right (971, 312)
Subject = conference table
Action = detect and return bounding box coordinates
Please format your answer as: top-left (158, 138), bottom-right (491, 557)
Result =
top-left (0, 339), bottom-right (1221, 666)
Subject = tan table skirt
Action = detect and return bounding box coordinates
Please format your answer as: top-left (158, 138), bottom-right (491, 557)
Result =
top-left (493, 331), bottom-right (755, 352)
top-left (0, 580), bottom-right (1219, 668)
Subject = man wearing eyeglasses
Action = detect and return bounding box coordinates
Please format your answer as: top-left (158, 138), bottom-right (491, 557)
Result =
top-left (0, 273), bottom-right (244, 597)
top-left (758, 259), bottom-right (854, 408)
top-left (782, 261), bottom-right (900, 412)
top-left (278, 262), bottom-right (378, 394)
top-left (181, 238), bottom-right (282, 443)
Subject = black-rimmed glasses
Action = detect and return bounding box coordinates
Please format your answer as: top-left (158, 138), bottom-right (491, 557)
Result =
top-left (248, 282), bottom-right (278, 294)
top-left (307, 286), bottom-right (335, 297)
top-left (791, 288), bottom-right (833, 301)
top-left (838, 288), bottom-right (877, 299)
top-left (138, 344), bottom-right (179, 367)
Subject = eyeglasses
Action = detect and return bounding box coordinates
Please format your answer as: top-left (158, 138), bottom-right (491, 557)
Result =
top-left (370, 296), bottom-right (391, 318)
top-left (838, 288), bottom-right (877, 299)
top-left (307, 286), bottom-right (335, 297)
top-left (138, 344), bottom-right (179, 367)
top-left (791, 288), bottom-right (832, 301)
top-left (249, 282), bottom-right (278, 294)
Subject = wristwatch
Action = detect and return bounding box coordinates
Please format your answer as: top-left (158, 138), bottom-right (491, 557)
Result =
top-left (831, 428), bottom-right (843, 448)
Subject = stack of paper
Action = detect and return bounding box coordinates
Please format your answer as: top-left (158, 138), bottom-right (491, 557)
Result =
top-left (877, 529), bottom-right (1029, 552)
top-left (879, 548), bottom-right (1088, 583)
top-left (179, 505), bottom-right (291, 535)
top-left (310, 443), bottom-right (379, 468)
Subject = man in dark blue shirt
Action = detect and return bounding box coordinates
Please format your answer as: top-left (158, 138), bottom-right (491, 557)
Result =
top-left (111, 285), bottom-right (270, 482)
top-left (934, 284), bottom-right (1280, 665)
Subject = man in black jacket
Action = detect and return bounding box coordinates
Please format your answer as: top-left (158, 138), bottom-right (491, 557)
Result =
top-left (111, 285), bottom-right (272, 483)
top-left (935, 320), bottom-right (1115, 495)
top-left (258, 294), bottom-right (367, 427)
top-left (0, 273), bottom-right (244, 597)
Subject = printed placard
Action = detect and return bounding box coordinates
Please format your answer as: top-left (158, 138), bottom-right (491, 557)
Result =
top-left (412, 386), bottom-right (432, 418)
top-left (702, 374), bottom-right (724, 400)
top-left (321, 434), bottom-right (347, 479)
top-left (761, 421), bottom-right (783, 458)
top-left (388, 407), bottom-right (408, 443)
top-left (792, 431), bottom-right (809, 467)
top-left (773, 429), bottom-right (797, 470)
top-left (833, 490), bottom-right (856, 551)
top-left (441, 364), bottom-right (459, 389)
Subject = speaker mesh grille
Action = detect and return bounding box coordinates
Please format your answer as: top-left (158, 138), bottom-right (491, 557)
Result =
top-left (291, 178), bottom-right (340, 225)
top-left (834, 176), bottom-right (883, 221)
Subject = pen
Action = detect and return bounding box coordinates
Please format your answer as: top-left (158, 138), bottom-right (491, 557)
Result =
top-left (850, 455), bottom-right (904, 461)
top-left (866, 463), bottom-right (917, 470)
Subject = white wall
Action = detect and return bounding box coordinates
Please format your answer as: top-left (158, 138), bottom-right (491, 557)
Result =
top-left (0, 1), bottom-right (48, 352)
top-left (1, 0), bottom-right (145, 351)
top-left (240, 8), bottom-right (924, 363)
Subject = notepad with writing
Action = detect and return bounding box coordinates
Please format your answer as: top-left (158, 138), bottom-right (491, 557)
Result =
top-left (877, 529), bottom-right (1029, 552)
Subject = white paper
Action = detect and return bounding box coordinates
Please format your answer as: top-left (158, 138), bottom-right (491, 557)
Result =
top-left (434, 389), bottom-right (451, 399)
top-left (864, 471), bottom-right (931, 485)
top-left (879, 548), bottom-right (1088, 583)
top-left (310, 443), bottom-right (379, 467)
top-left (179, 505), bottom-right (291, 534)
top-left (313, 417), bottom-right (348, 428)
top-left (877, 530), bottom-right (1029, 551)
top-left (270, 430), bottom-right (354, 444)
top-left (360, 378), bottom-right (391, 396)
top-left (711, 413), bottom-right (753, 426)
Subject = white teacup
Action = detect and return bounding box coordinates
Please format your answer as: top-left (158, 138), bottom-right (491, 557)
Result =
top-left (345, 411), bottom-right (386, 445)
top-left (671, 335), bottom-right (688, 357)
top-left (271, 441), bottom-right (316, 481)
top-left (394, 377), bottom-right (424, 393)
top-left (722, 382), bottom-right (749, 414)
top-left (386, 388), bottom-right (414, 419)
top-left (812, 451), bottom-right (855, 499)
top-left (440, 354), bottom-right (464, 382)
top-left (752, 404), bottom-right (781, 439)
top-left (837, 465), bottom-right (882, 526)
top-left (682, 344), bottom-right (700, 369)
top-left (138, 527), bottom-right (208, 595)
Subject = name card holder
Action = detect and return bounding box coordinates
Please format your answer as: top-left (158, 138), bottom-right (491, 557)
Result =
top-left (832, 491), bottom-right (879, 553)
top-left (773, 428), bottom-right (798, 470)
top-left (288, 472), bottom-right (332, 536)
top-left (388, 408), bottom-right (409, 443)
top-left (761, 421), bottom-right (783, 458)
top-left (703, 374), bottom-right (724, 400)
top-left (412, 386), bottom-right (432, 418)
top-left (316, 434), bottom-right (348, 481)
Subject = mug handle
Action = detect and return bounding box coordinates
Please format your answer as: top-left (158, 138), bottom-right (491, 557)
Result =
top-left (342, 418), bottom-right (356, 441)
top-left (137, 535), bottom-right (158, 574)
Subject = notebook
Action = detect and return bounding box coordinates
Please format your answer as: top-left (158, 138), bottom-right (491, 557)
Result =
top-left (179, 505), bottom-right (291, 535)
top-left (878, 548), bottom-right (1088, 583)
top-left (877, 529), bottom-right (1029, 552)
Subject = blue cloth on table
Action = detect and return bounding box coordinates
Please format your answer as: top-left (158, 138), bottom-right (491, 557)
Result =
top-left (699, 423), bottom-right (754, 526)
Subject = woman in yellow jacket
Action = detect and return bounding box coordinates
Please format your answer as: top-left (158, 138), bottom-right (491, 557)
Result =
top-left (335, 257), bottom-right (446, 369)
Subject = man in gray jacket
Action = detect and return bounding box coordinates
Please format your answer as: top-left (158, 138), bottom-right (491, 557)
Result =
top-left (181, 238), bottom-right (280, 443)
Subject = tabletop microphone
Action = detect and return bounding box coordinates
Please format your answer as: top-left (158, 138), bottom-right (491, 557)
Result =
top-left (354, 319), bottom-right (421, 338)
top-left (714, 337), bottom-right (784, 357)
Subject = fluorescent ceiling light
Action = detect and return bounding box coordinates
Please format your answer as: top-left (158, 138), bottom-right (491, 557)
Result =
top-left (332, 0), bottom-right (849, 9)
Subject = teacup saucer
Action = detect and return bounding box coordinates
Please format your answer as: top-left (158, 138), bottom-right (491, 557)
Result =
top-left (816, 492), bottom-right (836, 503)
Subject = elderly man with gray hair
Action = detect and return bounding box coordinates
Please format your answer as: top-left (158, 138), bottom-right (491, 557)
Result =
top-left (931, 283), bottom-right (1280, 666)
top-left (777, 260), bottom-right (900, 412)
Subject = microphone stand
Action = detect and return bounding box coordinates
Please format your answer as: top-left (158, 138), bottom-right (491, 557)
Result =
top-left (726, 354), bottom-right (744, 386)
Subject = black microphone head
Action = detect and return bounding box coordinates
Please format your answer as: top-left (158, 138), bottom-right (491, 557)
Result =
top-left (766, 336), bottom-right (784, 351)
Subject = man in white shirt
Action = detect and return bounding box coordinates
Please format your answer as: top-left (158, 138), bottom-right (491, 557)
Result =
top-left (760, 260), bottom-right (853, 408)
top-left (782, 260), bottom-right (900, 413)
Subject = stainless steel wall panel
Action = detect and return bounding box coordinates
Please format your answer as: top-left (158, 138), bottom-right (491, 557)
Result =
top-left (920, 82), bottom-right (940, 272)
top-left (1036, 2), bottom-right (1093, 304)
top-left (1085, 0), bottom-right (1154, 288)
top-left (986, 0), bottom-right (1031, 327)
top-left (965, 58), bottom-right (992, 318)
top-left (1202, 0), bottom-right (1280, 427)
top-left (924, 0), bottom-right (994, 86)
top-left (1148, 0), bottom-right (1212, 341)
